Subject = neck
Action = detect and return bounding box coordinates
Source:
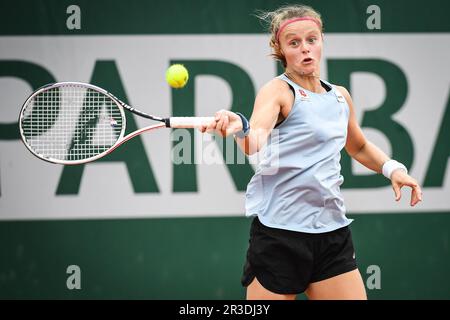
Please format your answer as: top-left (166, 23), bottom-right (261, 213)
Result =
top-left (284, 69), bottom-right (323, 93)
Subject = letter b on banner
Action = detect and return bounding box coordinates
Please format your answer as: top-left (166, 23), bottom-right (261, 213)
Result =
top-left (328, 59), bottom-right (414, 188)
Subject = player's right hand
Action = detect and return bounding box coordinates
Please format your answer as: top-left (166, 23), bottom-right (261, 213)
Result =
top-left (199, 109), bottom-right (243, 137)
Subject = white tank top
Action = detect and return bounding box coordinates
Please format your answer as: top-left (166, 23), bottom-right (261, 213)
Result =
top-left (245, 74), bottom-right (353, 233)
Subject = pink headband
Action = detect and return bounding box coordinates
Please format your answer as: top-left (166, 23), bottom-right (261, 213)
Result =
top-left (276, 17), bottom-right (322, 42)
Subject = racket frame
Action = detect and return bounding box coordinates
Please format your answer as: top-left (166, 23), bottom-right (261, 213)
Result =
top-left (19, 81), bottom-right (215, 165)
top-left (20, 82), bottom-right (131, 165)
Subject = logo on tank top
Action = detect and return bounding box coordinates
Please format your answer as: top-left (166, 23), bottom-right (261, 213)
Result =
top-left (336, 94), bottom-right (346, 103)
top-left (299, 89), bottom-right (310, 101)
top-left (334, 89), bottom-right (346, 103)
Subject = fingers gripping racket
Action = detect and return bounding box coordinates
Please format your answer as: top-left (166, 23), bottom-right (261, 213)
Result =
top-left (19, 82), bottom-right (214, 165)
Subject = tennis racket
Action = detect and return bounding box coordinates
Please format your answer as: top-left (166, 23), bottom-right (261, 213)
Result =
top-left (19, 82), bottom-right (215, 165)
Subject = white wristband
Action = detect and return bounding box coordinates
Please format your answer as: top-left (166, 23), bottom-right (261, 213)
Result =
top-left (382, 160), bottom-right (408, 179)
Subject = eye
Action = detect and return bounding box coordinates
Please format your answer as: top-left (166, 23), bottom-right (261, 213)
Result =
top-left (307, 37), bottom-right (317, 44)
top-left (289, 40), bottom-right (299, 47)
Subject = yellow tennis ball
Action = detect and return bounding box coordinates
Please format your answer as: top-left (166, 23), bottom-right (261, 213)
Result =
top-left (166, 64), bottom-right (189, 88)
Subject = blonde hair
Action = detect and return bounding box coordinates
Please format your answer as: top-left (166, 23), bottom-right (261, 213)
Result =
top-left (255, 4), bottom-right (323, 67)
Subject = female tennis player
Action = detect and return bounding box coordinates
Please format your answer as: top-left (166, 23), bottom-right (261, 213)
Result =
top-left (200, 4), bottom-right (422, 300)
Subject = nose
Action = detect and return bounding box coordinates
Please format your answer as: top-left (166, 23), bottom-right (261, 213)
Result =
top-left (301, 42), bottom-right (310, 54)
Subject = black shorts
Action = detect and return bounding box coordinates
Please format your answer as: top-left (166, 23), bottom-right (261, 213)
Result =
top-left (241, 216), bottom-right (358, 295)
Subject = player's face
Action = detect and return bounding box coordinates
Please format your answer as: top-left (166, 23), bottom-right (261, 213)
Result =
top-left (279, 20), bottom-right (323, 76)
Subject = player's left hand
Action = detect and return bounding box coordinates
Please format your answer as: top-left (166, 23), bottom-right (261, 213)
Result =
top-left (391, 170), bottom-right (423, 206)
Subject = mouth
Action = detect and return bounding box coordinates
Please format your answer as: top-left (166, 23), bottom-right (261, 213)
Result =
top-left (302, 57), bottom-right (314, 64)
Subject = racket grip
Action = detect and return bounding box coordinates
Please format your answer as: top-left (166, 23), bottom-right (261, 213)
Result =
top-left (166, 117), bottom-right (216, 129)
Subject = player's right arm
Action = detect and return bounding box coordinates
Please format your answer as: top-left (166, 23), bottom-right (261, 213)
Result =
top-left (202, 79), bottom-right (292, 155)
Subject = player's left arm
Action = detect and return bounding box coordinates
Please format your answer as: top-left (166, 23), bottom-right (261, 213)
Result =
top-left (338, 85), bottom-right (423, 206)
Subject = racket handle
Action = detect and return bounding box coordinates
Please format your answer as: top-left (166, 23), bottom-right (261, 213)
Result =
top-left (166, 117), bottom-right (216, 129)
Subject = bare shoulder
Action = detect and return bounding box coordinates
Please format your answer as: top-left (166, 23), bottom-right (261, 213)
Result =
top-left (257, 78), bottom-right (294, 104)
top-left (261, 77), bottom-right (291, 92)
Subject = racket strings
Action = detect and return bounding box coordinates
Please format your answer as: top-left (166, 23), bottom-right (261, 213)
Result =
top-left (21, 85), bottom-right (124, 161)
